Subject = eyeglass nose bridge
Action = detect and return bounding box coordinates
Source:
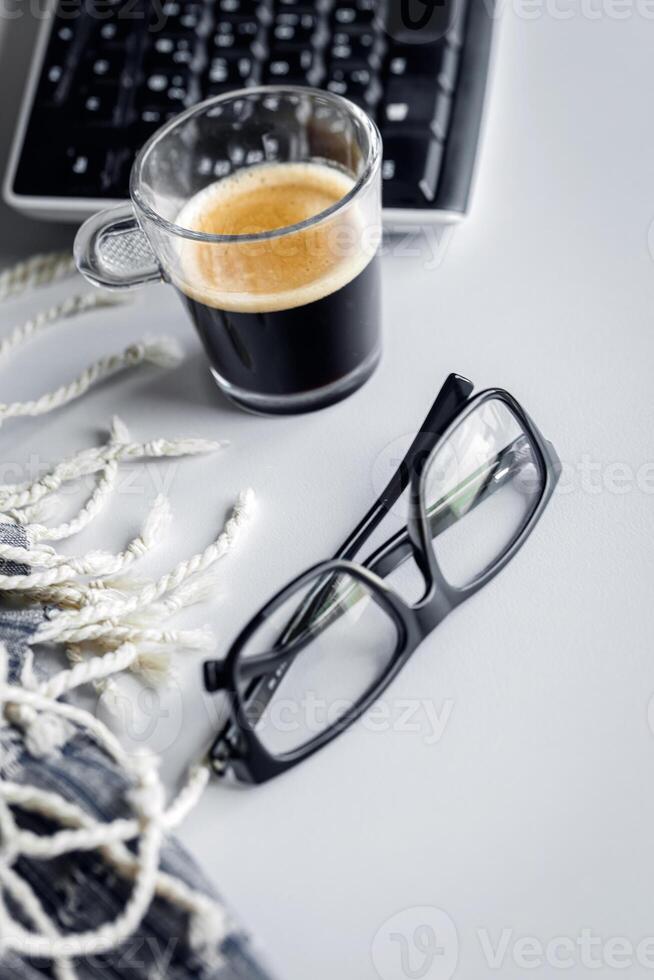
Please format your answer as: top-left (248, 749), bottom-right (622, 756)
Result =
top-left (408, 583), bottom-right (451, 637)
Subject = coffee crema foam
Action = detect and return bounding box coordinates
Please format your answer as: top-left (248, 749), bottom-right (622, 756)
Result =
top-left (174, 162), bottom-right (375, 314)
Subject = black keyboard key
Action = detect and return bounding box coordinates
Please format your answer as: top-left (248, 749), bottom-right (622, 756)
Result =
top-left (419, 141), bottom-right (444, 202)
top-left (48, 134), bottom-right (129, 194)
top-left (133, 104), bottom-right (179, 145)
top-left (132, 97), bottom-right (183, 137)
top-left (84, 50), bottom-right (126, 81)
top-left (52, 22), bottom-right (75, 45)
top-left (39, 60), bottom-right (68, 102)
top-left (385, 0), bottom-right (460, 44)
top-left (382, 77), bottom-right (438, 129)
top-left (206, 53), bottom-right (254, 85)
top-left (201, 81), bottom-right (239, 99)
top-left (79, 84), bottom-right (122, 124)
top-left (436, 45), bottom-right (460, 93)
top-left (63, 145), bottom-right (115, 194)
top-left (155, 0), bottom-right (206, 33)
top-left (93, 17), bottom-right (138, 44)
top-left (47, 21), bottom-right (77, 59)
top-left (326, 65), bottom-right (378, 106)
top-left (328, 30), bottom-right (379, 67)
top-left (332, 4), bottom-right (376, 30)
top-left (195, 153), bottom-right (233, 180)
top-left (140, 69), bottom-right (193, 109)
top-left (146, 35), bottom-right (197, 69)
top-left (431, 90), bottom-right (453, 141)
top-left (380, 134), bottom-right (444, 206)
top-left (137, 104), bottom-right (178, 125)
top-left (264, 48), bottom-right (318, 83)
top-left (229, 145), bottom-right (267, 167)
top-left (329, 56), bottom-right (373, 82)
top-left (213, 18), bottom-right (261, 51)
top-left (275, 0), bottom-right (317, 11)
top-left (385, 40), bottom-right (458, 90)
top-left (217, 0), bottom-right (260, 15)
top-left (67, 148), bottom-right (101, 180)
top-left (272, 11), bottom-right (317, 45)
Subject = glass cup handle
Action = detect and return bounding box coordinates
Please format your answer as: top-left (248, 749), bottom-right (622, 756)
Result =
top-left (74, 203), bottom-right (163, 290)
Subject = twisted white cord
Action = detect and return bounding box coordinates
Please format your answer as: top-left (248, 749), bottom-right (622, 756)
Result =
top-left (39, 457), bottom-right (120, 543)
top-left (28, 416), bottom-right (128, 544)
top-left (1, 770), bottom-right (223, 933)
top-left (36, 489), bottom-right (255, 643)
top-left (0, 427), bottom-right (239, 688)
top-left (60, 624), bottom-right (215, 653)
top-left (6, 764), bottom-right (210, 861)
top-left (41, 642), bottom-right (140, 700)
top-left (0, 495), bottom-right (171, 581)
top-left (0, 252), bottom-right (76, 302)
top-left (0, 338), bottom-right (183, 429)
top-left (3, 757), bottom-right (165, 958)
top-left (9, 583), bottom-right (89, 609)
top-left (3, 497), bottom-right (57, 527)
top-left (0, 432), bottom-right (223, 512)
top-left (0, 292), bottom-right (125, 363)
top-left (0, 642), bottom-right (227, 967)
top-left (0, 541), bottom-right (57, 566)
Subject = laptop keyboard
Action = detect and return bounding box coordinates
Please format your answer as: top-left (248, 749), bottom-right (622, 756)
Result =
top-left (10, 0), bottom-right (495, 217)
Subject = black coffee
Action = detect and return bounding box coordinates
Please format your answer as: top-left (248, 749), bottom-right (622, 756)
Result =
top-left (179, 255), bottom-right (379, 408)
top-left (173, 161), bottom-right (381, 413)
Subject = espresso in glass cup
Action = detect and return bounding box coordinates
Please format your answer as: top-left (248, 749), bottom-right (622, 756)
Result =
top-left (75, 87), bottom-right (382, 415)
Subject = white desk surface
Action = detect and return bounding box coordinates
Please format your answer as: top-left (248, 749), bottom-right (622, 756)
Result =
top-left (2, 6), bottom-right (654, 980)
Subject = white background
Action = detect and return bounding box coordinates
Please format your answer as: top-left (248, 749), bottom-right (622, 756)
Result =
top-left (1, 3), bottom-right (654, 978)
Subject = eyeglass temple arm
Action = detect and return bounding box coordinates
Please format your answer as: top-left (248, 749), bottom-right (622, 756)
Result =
top-left (277, 374), bottom-right (475, 652)
top-left (335, 373), bottom-right (474, 564)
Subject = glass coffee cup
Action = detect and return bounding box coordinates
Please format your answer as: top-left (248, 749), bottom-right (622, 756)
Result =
top-left (74, 86), bottom-right (382, 415)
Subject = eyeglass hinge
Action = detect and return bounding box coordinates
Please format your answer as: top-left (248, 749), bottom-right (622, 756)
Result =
top-left (204, 659), bottom-right (227, 693)
top-left (209, 739), bottom-right (231, 777)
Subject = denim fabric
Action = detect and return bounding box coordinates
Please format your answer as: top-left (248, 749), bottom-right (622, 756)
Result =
top-left (0, 525), bottom-right (275, 980)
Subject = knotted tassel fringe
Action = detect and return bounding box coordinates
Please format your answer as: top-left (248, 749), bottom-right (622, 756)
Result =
top-left (0, 253), bottom-right (248, 977)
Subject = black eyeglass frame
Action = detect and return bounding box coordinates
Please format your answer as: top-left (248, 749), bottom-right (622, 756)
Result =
top-left (204, 374), bottom-right (561, 784)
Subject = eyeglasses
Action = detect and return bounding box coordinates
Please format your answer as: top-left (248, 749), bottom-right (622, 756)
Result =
top-left (203, 374), bottom-right (561, 784)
